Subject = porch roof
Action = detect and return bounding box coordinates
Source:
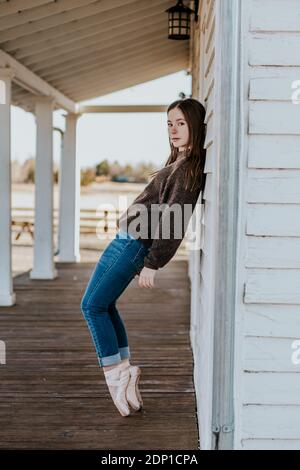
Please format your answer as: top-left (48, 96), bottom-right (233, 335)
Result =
top-left (0, 0), bottom-right (190, 112)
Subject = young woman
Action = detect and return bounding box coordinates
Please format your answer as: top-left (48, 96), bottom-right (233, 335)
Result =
top-left (80, 98), bottom-right (207, 417)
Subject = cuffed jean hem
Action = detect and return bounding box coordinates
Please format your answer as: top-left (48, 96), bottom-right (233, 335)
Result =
top-left (98, 347), bottom-right (131, 367)
top-left (98, 352), bottom-right (121, 367)
top-left (119, 346), bottom-right (131, 360)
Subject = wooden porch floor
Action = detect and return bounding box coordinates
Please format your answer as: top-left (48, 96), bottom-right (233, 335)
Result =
top-left (0, 260), bottom-right (199, 450)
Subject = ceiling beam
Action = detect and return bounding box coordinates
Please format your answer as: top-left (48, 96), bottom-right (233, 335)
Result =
top-left (78, 105), bottom-right (169, 114)
top-left (0, 48), bottom-right (76, 112)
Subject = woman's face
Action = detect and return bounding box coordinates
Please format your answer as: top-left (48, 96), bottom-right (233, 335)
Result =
top-left (167, 107), bottom-right (190, 151)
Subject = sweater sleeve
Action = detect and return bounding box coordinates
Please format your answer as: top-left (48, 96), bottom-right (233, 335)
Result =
top-left (143, 166), bottom-right (201, 270)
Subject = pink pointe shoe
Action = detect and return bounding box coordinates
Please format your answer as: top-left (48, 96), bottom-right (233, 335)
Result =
top-left (104, 362), bottom-right (131, 417)
top-left (126, 365), bottom-right (143, 411)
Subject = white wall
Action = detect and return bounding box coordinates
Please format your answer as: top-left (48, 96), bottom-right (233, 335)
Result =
top-left (234, 0), bottom-right (300, 450)
top-left (189, 0), bottom-right (218, 451)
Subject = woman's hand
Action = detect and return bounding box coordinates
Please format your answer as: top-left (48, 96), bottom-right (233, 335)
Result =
top-left (137, 266), bottom-right (157, 288)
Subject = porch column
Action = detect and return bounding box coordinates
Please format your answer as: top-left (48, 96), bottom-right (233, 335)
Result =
top-left (58, 113), bottom-right (81, 262)
top-left (30, 96), bottom-right (57, 280)
top-left (0, 68), bottom-right (16, 306)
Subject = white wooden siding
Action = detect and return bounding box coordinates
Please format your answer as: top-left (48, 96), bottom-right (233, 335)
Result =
top-left (245, 237), bottom-right (300, 268)
top-left (247, 204), bottom-right (300, 236)
top-left (249, 135), bottom-right (300, 169)
top-left (242, 406), bottom-right (300, 439)
top-left (189, 0), bottom-right (217, 451)
top-left (234, 0), bottom-right (300, 450)
top-left (247, 170), bottom-right (300, 204)
top-left (249, 102), bottom-right (300, 134)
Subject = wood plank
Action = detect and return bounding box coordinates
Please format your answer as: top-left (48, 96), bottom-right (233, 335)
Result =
top-left (243, 372), bottom-right (300, 405)
top-left (0, 0), bottom-right (50, 18)
top-left (0, 260), bottom-right (198, 449)
top-left (244, 336), bottom-right (300, 372)
top-left (15, 14), bottom-right (168, 62)
top-left (244, 304), bottom-right (300, 337)
top-left (248, 135), bottom-right (300, 169)
top-left (0, 0), bottom-right (139, 41)
top-left (244, 268), bottom-right (300, 304)
top-left (249, 34), bottom-right (300, 66)
top-left (250, 0), bottom-right (300, 32)
top-left (246, 236), bottom-right (300, 268)
top-left (242, 405), bottom-right (300, 439)
top-left (3, 0), bottom-right (165, 50)
top-left (249, 77), bottom-right (300, 101)
top-left (247, 169), bottom-right (300, 203)
top-left (246, 204), bottom-right (300, 237)
top-left (204, 143), bottom-right (215, 174)
top-left (241, 439), bottom-right (300, 450)
top-left (7, 1), bottom-right (165, 57)
top-left (249, 102), bottom-right (300, 135)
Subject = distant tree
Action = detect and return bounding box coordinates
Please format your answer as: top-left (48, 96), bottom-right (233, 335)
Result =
top-left (95, 159), bottom-right (110, 176)
top-left (25, 168), bottom-right (35, 183)
top-left (110, 161), bottom-right (122, 176)
top-left (22, 158), bottom-right (35, 183)
top-left (81, 167), bottom-right (96, 186)
top-left (53, 165), bottom-right (59, 184)
top-left (123, 164), bottom-right (133, 176)
top-left (84, 159), bottom-right (161, 185)
top-left (11, 160), bottom-right (23, 183)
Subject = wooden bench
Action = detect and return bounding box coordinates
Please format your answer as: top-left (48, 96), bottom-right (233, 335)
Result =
top-left (11, 207), bottom-right (121, 241)
top-left (11, 208), bottom-right (35, 241)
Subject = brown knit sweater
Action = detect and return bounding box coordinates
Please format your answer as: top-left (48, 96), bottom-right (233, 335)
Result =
top-left (117, 152), bottom-right (202, 270)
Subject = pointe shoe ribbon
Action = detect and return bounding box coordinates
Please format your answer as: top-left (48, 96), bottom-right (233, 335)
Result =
top-left (126, 365), bottom-right (143, 411)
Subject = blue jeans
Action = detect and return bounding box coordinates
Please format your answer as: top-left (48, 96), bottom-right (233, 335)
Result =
top-left (80, 229), bottom-right (150, 367)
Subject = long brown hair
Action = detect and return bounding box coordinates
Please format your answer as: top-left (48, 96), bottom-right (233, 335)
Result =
top-left (149, 98), bottom-right (207, 193)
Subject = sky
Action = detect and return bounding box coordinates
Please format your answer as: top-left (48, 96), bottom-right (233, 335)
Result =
top-left (11, 70), bottom-right (192, 170)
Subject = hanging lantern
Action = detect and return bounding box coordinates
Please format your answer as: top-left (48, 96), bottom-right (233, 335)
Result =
top-left (165, 0), bottom-right (198, 40)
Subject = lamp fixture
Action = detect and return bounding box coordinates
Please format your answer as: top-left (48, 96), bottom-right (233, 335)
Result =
top-left (165, 0), bottom-right (199, 40)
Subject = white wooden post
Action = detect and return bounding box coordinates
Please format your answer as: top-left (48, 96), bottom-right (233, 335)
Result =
top-left (30, 96), bottom-right (57, 280)
top-left (58, 113), bottom-right (81, 262)
top-left (0, 68), bottom-right (16, 306)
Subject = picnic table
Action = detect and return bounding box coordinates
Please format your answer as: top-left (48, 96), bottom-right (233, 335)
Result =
top-left (11, 207), bottom-right (121, 241)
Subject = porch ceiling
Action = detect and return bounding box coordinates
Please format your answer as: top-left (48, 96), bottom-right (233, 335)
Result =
top-left (0, 0), bottom-right (190, 111)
